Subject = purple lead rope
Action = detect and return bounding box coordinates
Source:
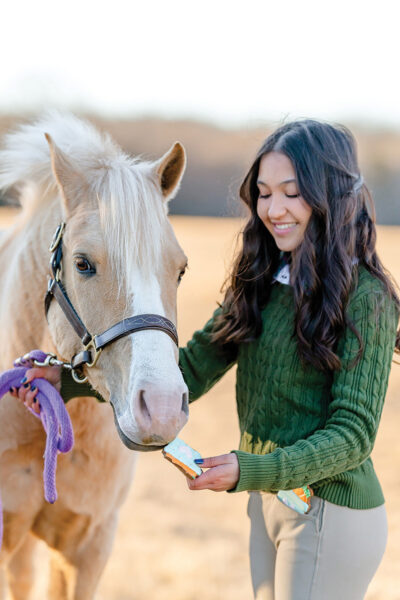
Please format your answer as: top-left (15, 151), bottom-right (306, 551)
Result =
top-left (0, 350), bottom-right (74, 550)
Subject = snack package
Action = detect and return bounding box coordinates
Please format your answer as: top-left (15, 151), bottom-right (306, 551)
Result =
top-left (162, 438), bottom-right (203, 479)
top-left (277, 486), bottom-right (314, 514)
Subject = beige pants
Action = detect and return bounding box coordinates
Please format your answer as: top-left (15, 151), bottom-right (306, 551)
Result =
top-left (247, 491), bottom-right (387, 600)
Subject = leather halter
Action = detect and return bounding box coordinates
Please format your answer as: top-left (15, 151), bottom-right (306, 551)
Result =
top-left (45, 222), bottom-right (179, 383)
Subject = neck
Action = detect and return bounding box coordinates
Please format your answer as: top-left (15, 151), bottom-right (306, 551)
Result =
top-left (0, 202), bottom-right (61, 368)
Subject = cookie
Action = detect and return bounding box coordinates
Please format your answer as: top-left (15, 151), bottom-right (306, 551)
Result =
top-left (162, 438), bottom-right (203, 479)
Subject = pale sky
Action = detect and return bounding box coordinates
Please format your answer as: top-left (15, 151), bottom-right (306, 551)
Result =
top-left (1, 0), bottom-right (400, 129)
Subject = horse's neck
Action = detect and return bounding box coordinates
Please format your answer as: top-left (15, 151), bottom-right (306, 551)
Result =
top-left (0, 202), bottom-right (61, 368)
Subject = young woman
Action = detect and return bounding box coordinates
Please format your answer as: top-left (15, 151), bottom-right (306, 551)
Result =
top-left (15, 120), bottom-right (400, 599)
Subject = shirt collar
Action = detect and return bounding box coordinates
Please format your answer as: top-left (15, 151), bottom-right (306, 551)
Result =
top-left (272, 256), bottom-right (359, 286)
top-left (273, 262), bottom-right (291, 285)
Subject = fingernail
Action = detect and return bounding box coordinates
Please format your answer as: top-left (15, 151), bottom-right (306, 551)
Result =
top-left (31, 385), bottom-right (36, 391)
top-left (194, 459), bottom-right (204, 464)
top-left (9, 387), bottom-right (14, 393)
top-left (23, 383), bottom-right (30, 389)
top-left (20, 377), bottom-right (27, 384)
top-left (33, 398), bottom-right (37, 403)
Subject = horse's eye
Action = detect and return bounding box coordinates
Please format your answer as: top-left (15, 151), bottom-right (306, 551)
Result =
top-left (178, 268), bottom-right (186, 284)
top-left (74, 257), bottom-right (95, 275)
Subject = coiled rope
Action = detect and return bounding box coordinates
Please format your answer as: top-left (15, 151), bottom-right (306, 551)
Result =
top-left (0, 350), bottom-right (74, 550)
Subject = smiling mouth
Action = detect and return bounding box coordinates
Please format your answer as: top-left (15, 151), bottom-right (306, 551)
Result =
top-left (272, 223), bottom-right (297, 232)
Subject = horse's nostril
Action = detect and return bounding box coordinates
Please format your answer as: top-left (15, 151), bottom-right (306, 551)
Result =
top-left (181, 391), bottom-right (189, 417)
top-left (139, 390), bottom-right (152, 424)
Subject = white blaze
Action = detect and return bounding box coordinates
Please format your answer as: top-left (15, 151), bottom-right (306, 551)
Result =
top-left (116, 270), bottom-right (188, 444)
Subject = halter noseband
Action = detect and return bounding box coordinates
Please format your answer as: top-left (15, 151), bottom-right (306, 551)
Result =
top-left (45, 222), bottom-right (179, 384)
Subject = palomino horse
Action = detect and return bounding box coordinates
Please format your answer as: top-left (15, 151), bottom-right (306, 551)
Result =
top-left (0, 113), bottom-right (189, 599)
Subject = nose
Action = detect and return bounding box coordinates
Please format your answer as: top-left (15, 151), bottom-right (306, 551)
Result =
top-left (134, 383), bottom-right (189, 444)
top-left (267, 194), bottom-right (287, 220)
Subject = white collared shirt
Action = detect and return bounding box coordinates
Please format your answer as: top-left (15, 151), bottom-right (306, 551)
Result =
top-left (272, 258), bottom-right (359, 286)
top-left (273, 263), bottom-right (291, 285)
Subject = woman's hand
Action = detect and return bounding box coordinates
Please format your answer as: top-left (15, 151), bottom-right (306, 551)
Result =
top-left (187, 453), bottom-right (239, 492)
top-left (9, 365), bottom-right (62, 415)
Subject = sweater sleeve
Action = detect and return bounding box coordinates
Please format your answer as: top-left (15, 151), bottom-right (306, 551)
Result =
top-left (179, 307), bottom-right (238, 402)
top-left (230, 286), bottom-right (399, 493)
top-left (60, 368), bottom-right (106, 403)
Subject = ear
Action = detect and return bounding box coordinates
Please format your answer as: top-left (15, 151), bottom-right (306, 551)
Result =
top-left (45, 133), bottom-right (87, 215)
top-left (155, 142), bottom-right (186, 201)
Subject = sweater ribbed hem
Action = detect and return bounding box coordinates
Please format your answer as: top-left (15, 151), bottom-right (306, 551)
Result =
top-left (228, 450), bottom-right (385, 509)
top-left (312, 481), bottom-right (384, 509)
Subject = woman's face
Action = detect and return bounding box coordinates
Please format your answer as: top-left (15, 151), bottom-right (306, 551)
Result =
top-left (256, 152), bottom-right (312, 252)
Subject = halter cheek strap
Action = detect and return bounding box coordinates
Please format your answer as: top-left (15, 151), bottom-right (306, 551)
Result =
top-left (45, 222), bottom-right (179, 382)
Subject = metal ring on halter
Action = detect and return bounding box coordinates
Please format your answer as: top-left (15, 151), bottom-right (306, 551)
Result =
top-left (84, 339), bottom-right (102, 368)
top-left (71, 368), bottom-right (88, 384)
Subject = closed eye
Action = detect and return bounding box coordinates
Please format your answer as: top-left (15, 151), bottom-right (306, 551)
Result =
top-left (74, 257), bottom-right (96, 275)
top-left (259, 193), bottom-right (300, 199)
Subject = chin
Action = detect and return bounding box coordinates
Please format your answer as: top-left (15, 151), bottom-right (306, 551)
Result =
top-left (275, 240), bottom-right (298, 252)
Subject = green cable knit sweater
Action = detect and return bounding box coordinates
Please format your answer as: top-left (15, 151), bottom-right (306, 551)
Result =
top-left (61, 266), bottom-right (399, 509)
top-left (177, 266), bottom-right (398, 509)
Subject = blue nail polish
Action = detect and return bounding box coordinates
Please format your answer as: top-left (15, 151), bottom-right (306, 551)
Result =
top-left (194, 458), bottom-right (204, 464)
top-left (9, 387), bottom-right (13, 393)
top-left (23, 383), bottom-right (30, 389)
top-left (20, 377), bottom-right (27, 384)
top-left (31, 385), bottom-right (36, 391)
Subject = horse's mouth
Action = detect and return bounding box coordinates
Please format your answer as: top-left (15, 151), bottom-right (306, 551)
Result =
top-left (110, 400), bottom-right (166, 452)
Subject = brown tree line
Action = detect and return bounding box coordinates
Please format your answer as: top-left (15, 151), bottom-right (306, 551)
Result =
top-left (0, 114), bottom-right (399, 224)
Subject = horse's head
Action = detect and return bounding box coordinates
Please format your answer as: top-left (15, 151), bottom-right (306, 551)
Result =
top-left (45, 130), bottom-right (189, 450)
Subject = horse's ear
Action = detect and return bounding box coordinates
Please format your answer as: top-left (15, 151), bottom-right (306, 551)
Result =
top-left (155, 142), bottom-right (186, 201)
top-left (45, 133), bottom-right (86, 214)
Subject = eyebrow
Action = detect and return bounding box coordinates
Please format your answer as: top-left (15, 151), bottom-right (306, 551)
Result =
top-left (257, 178), bottom-right (296, 185)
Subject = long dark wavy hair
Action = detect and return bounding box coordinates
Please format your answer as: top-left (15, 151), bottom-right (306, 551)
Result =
top-left (213, 119), bottom-right (400, 372)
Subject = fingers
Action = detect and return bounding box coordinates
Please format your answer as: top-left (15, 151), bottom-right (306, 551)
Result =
top-left (24, 385), bottom-right (40, 414)
top-left (195, 454), bottom-right (235, 469)
top-left (187, 466), bottom-right (226, 491)
top-left (8, 364), bottom-right (62, 414)
top-left (187, 465), bottom-right (234, 492)
top-left (23, 366), bottom-right (61, 390)
top-left (187, 454), bottom-right (240, 492)
top-left (16, 379), bottom-right (31, 403)
top-left (9, 378), bottom-right (41, 414)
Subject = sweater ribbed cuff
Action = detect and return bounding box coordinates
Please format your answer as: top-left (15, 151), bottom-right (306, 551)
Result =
top-left (227, 450), bottom-right (278, 493)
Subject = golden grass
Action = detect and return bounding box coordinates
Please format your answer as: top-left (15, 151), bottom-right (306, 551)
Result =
top-left (1, 209), bottom-right (399, 599)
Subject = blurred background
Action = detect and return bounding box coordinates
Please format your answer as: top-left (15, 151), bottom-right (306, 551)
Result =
top-left (1, 1), bottom-right (399, 598)
top-left (1, 0), bottom-right (400, 223)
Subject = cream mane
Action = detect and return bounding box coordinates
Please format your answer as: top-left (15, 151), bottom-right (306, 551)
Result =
top-left (0, 112), bottom-right (167, 283)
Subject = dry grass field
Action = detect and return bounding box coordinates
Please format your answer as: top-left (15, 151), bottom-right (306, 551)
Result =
top-left (1, 209), bottom-right (399, 599)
